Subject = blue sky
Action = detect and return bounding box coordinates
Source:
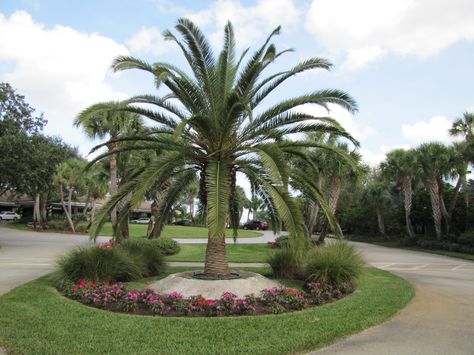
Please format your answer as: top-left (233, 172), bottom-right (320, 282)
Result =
top-left (1, 0), bottom-right (473, 166)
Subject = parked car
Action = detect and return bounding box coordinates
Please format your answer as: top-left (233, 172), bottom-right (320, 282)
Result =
top-left (172, 219), bottom-right (193, 226)
top-left (243, 220), bottom-right (268, 231)
top-left (130, 217), bottom-right (150, 224)
top-left (0, 211), bottom-right (21, 221)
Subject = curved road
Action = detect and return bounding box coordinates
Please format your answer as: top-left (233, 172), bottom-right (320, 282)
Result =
top-left (1, 227), bottom-right (473, 354)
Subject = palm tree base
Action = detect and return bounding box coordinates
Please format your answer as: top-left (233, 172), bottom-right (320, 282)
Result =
top-left (192, 271), bottom-right (241, 280)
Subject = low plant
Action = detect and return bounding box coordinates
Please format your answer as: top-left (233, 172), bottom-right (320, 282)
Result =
top-left (119, 239), bottom-right (166, 276)
top-left (47, 219), bottom-right (68, 230)
top-left (56, 245), bottom-right (147, 283)
top-left (304, 241), bottom-right (365, 288)
top-left (267, 248), bottom-right (303, 279)
top-left (154, 238), bottom-right (181, 255)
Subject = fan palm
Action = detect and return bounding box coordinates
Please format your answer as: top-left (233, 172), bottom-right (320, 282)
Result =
top-left (381, 149), bottom-right (418, 237)
top-left (87, 19), bottom-right (357, 278)
top-left (74, 106), bottom-right (142, 236)
top-left (416, 143), bottom-right (452, 239)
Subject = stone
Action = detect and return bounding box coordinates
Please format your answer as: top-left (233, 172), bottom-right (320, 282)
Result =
top-left (148, 271), bottom-right (280, 299)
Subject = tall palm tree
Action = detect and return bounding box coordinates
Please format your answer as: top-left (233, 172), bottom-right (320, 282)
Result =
top-left (416, 143), bottom-right (452, 239)
top-left (363, 170), bottom-right (390, 236)
top-left (74, 106), bottom-right (142, 238)
top-left (449, 112), bottom-right (474, 141)
top-left (381, 149), bottom-right (418, 237)
top-left (88, 19), bottom-right (357, 278)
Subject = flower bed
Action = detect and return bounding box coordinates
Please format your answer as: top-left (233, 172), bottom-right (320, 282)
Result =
top-left (58, 279), bottom-right (354, 317)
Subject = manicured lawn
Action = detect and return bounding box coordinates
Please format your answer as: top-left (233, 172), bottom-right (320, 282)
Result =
top-left (0, 267), bottom-right (414, 355)
top-left (166, 244), bottom-right (272, 263)
top-left (8, 222), bottom-right (263, 239)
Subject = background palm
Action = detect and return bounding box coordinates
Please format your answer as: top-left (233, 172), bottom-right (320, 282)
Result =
top-left (87, 18), bottom-right (357, 277)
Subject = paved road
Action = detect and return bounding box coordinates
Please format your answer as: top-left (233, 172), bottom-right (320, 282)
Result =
top-left (1, 227), bottom-right (474, 354)
top-left (312, 242), bottom-right (474, 355)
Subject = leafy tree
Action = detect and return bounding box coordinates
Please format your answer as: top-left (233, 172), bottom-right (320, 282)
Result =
top-left (88, 19), bottom-right (357, 278)
top-left (363, 171), bottom-right (390, 236)
top-left (0, 82), bottom-right (46, 136)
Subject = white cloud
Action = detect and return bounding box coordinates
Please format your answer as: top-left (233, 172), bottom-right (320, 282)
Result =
top-left (126, 26), bottom-right (175, 56)
top-left (305, 0), bottom-right (474, 70)
top-left (185, 0), bottom-right (301, 48)
top-left (401, 115), bottom-right (461, 144)
top-left (0, 11), bottom-right (129, 153)
top-left (360, 144), bottom-right (412, 166)
top-left (298, 103), bottom-right (376, 141)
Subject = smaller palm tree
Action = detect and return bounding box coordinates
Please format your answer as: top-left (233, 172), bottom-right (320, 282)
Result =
top-left (381, 149), bottom-right (418, 237)
top-left (416, 142), bottom-right (452, 239)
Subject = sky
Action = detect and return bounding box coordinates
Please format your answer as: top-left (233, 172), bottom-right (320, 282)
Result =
top-left (1, 0), bottom-right (474, 169)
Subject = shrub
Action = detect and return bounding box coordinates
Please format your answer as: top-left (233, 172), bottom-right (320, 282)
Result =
top-left (274, 235), bottom-right (289, 248)
top-left (119, 239), bottom-right (166, 276)
top-left (267, 248), bottom-right (304, 279)
top-left (57, 245), bottom-right (146, 283)
top-left (47, 219), bottom-right (68, 230)
top-left (75, 221), bottom-right (89, 233)
top-left (457, 232), bottom-right (474, 248)
top-left (155, 238), bottom-right (180, 255)
top-left (304, 241), bottom-right (365, 288)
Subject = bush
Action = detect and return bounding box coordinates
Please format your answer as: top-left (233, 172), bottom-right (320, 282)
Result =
top-left (155, 238), bottom-right (180, 255)
top-left (119, 239), bottom-right (166, 276)
top-left (75, 221), bottom-right (89, 233)
top-left (457, 232), bottom-right (474, 248)
top-left (267, 248), bottom-right (304, 279)
top-left (304, 241), bottom-right (365, 288)
top-left (274, 235), bottom-right (289, 248)
top-left (57, 246), bottom-right (146, 283)
top-left (47, 219), bottom-right (68, 230)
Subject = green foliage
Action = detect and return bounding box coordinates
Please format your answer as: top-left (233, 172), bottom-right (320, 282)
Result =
top-left (75, 221), bottom-right (89, 233)
top-left (0, 82), bottom-right (46, 135)
top-left (57, 246), bottom-right (146, 283)
top-left (305, 242), bottom-right (365, 287)
top-left (47, 219), bottom-right (69, 230)
top-left (119, 239), bottom-right (167, 276)
top-left (267, 248), bottom-right (303, 279)
top-left (154, 238), bottom-right (181, 255)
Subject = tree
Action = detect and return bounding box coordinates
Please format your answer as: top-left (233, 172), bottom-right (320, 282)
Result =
top-left (54, 158), bottom-right (87, 232)
top-left (416, 143), bottom-right (452, 239)
top-left (0, 82), bottom-right (46, 136)
top-left (82, 164), bottom-right (109, 224)
top-left (74, 104), bottom-right (142, 239)
top-left (363, 171), bottom-right (390, 236)
top-left (89, 19), bottom-right (357, 278)
top-left (381, 149), bottom-right (418, 237)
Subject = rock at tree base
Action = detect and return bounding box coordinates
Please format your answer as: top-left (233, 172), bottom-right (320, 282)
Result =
top-left (149, 271), bottom-right (280, 299)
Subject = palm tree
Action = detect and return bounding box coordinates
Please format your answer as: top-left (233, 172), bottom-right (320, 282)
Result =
top-left (74, 106), bottom-right (142, 238)
top-left (54, 158), bottom-right (87, 232)
top-left (449, 112), bottom-right (474, 141)
top-left (381, 149), bottom-right (418, 237)
top-left (82, 164), bottom-right (109, 224)
top-left (363, 171), bottom-right (390, 236)
top-left (88, 19), bottom-right (357, 278)
top-left (416, 143), bottom-right (452, 239)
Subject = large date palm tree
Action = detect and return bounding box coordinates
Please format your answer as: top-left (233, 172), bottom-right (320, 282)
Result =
top-left (88, 19), bottom-right (357, 278)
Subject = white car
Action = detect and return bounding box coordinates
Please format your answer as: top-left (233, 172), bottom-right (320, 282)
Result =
top-left (0, 211), bottom-right (21, 221)
top-left (130, 217), bottom-right (150, 224)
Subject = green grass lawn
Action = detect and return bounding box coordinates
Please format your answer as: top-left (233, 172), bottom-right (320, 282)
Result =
top-left (166, 244), bottom-right (272, 263)
top-left (8, 222), bottom-right (262, 239)
top-left (0, 267), bottom-right (414, 355)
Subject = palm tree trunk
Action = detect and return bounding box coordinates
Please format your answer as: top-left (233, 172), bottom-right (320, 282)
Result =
top-left (108, 145), bottom-right (118, 230)
top-left (33, 191), bottom-right (41, 225)
top-left (448, 173), bottom-right (465, 218)
top-left (147, 200), bottom-right (158, 239)
top-left (376, 206), bottom-right (386, 236)
top-left (60, 184), bottom-right (75, 232)
top-left (306, 201), bottom-right (320, 236)
top-left (401, 176), bottom-right (415, 237)
top-left (91, 199), bottom-right (97, 222)
top-left (319, 176), bottom-right (341, 243)
top-left (428, 175), bottom-right (443, 239)
top-left (203, 235), bottom-right (229, 277)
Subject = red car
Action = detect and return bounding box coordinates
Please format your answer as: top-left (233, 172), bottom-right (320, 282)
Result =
top-left (243, 220), bottom-right (268, 231)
